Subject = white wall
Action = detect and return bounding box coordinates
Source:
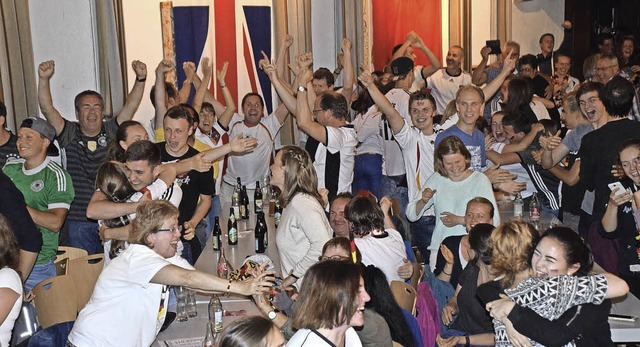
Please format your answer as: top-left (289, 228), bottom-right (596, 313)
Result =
top-left (311, 0), bottom-right (339, 72)
top-left (120, 0), bottom-right (166, 124)
top-left (511, 0), bottom-right (565, 57)
top-left (471, 0), bottom-right (494, 67)
top-left (29, 0), bottom-right (99, 120)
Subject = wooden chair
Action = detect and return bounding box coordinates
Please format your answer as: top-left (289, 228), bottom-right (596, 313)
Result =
top-left (54, 256), bottom-right (69, 276)
top-left (390, 280), bottom-right (417, 315)
top-left (410, 262), bottom-right (424, 290)
top-left (55, 246), bottom-right (88, 263)
top-left (32, 275), bottom-right (78, 328)
top-left (69, 254), bottom-right (105, 310)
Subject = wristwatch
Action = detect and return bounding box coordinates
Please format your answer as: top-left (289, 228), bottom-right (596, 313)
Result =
top-left (297, 85), bottom-right (307, 93)
top-left (268, 308), bottom-right (280, 320)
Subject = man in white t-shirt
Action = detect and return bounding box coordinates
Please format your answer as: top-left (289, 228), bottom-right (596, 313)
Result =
top-left (215, 93), bottom-right (288, 207)
top-left (295, 56), bottom-right (357, 203)
top-left (426, 46), bottom-right (472, 114)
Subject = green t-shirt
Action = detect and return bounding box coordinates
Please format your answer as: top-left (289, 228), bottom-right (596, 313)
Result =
top-left (3, 157), bottom-right (74, 264)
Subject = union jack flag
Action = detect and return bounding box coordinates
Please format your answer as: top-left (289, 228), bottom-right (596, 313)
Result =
top-left (172, 0), bottom-right (274, 113)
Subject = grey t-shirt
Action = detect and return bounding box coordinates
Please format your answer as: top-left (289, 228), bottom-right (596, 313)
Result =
top-left (562, 123), bottom-right (593, 152)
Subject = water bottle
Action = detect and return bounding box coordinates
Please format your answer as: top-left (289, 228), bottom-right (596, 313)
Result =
top-left (186, 288), bottom-right (197, 318)
top-left (513, 193), bottom-right (524, 218)
top-left (203, 322), bottom-right (216, 347)
top-left (208, 295), bottom-right (223, 333)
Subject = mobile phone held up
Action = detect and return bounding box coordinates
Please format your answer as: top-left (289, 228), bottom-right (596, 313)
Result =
top-left (486, 40), bottom-right (501, 55)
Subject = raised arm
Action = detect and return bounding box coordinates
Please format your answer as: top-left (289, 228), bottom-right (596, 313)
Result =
top-left (276, 34), bottom-right (293, 81)
top-left (414, 36), bottom-right (442, 79)
top-left (153, 59), bottom-right (174, 130)
top-left (482, 49), bottom-right (516, 102)
top-left (391, 31), bottom-right (418, 61)
top-left (260, 53), bottom-right (297, 116)
top-left (340, 38), bottom-right (355, 106)
top-left (178, 61), bottom-right (195, 105)
top-left (296, 53), bottom-right (329, 144)
top-left (116, 60), bottom-right (148, 124)
top-left (472, 46), bottom-right (492, 86)
top-left (192, 58), bottom-right (213, 114)
top-left (216, 62), bottom-right (236, 129)
top-left (358, 70), bottom-right (404, 134)
top-left (37, 61), bottom-right (65, 135)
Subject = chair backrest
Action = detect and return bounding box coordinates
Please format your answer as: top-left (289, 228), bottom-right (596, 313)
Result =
top-left (390, 280), bottom-right (417, 315)
top-left (55, 246), bottom-right (88, 263)
top-left (68, 254), bottom-right (105, 310)
top-left (32, 275), bottom-right (78, 328)
top-left (54, 256), bottom-right (69, 276)
top-left (410, 262), bottom-right (424, 290)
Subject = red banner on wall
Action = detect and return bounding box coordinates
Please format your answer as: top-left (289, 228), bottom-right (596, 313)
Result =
top-left (371, 0), bottom-right (442, 71)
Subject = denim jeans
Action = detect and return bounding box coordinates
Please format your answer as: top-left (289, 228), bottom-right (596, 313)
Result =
top-left (24, 260), bottom-right (56, 292)
top-left (380, 175), bottom-right (409, 214)
top-left (409, 215), bottom-right (436, 266)
top-left (440, 328), bottom-right (493, 347)
top-left (28, 321), bottom-right (75, 347)
top-left (352, 153), bottom-right (383, 199)
top-left (194, 220), bottom-right (209, 253)
top-left (66, 220), bottom-right (101, 255)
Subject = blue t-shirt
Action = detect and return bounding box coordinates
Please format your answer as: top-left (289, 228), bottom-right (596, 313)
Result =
top-left (435, 125), bottom-right (486, 171)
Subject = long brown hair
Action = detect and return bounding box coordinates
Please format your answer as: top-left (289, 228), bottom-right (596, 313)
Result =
top-left (292, 260), bottom-right (362, 330)
top-left (278, 145), bottom-right (323, 208)
top-left (0, 214), bottom-right (20, 272)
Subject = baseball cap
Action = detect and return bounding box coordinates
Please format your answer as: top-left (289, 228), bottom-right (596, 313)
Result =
top-left (390, 57), bottom-right (414, 77)
top-left (20, 117), bottom-right (59, 156)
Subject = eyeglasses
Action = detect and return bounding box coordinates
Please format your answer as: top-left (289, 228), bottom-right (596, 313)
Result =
top-left (157, 226), bottom-right (183, 234)
top-left (595, 64), bottom-right (617, 71)
top-left (318, 255), bottom-right (350, 261)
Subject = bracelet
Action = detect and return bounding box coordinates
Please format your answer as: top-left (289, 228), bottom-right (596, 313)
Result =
top-left (226, 279), bottom-right (232, 293)
top-left (333, 68), bottom-right (342, 74)
top-left (464, 334), bottom-right (470, 347)
top-left (136, 76), bottom-right (146, 82)
top-left (220, 85), bottom-right (227, 89)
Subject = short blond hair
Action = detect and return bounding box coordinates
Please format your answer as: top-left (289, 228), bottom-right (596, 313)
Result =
top-left (129, 200), bottom-right (179, 247)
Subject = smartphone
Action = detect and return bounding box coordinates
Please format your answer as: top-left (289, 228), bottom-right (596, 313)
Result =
top-left (608, 181), bottom-right (626, 196)
top-left (486, 40), bottom-right (501, 55)
top-left (608, 313), bottom-right (638, 322)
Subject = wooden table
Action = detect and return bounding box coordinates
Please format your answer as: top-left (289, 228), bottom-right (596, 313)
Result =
top-left (154, 299), bottom-right (260, 347)
top-left (610, 293), bottom-right (640, 343)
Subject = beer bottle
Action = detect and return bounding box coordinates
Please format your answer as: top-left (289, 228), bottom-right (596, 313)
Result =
top-left (228, 207), bottom-right (238, 245)
top-left (212, 216), bottom-right (221, 251)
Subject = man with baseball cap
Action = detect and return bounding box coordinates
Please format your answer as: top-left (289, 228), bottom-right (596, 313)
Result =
top-left (379, 56), bottom-right (415, 217)
top-left (3, 117), bottom-right (74, 291)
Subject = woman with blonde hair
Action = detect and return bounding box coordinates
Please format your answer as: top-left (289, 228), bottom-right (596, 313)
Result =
top-left (272, 145), bottom-right (331, 289)
top-left (477, 220), bottom-right (629, 347)
top-left (68, 200), bottom-right (274, 346)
